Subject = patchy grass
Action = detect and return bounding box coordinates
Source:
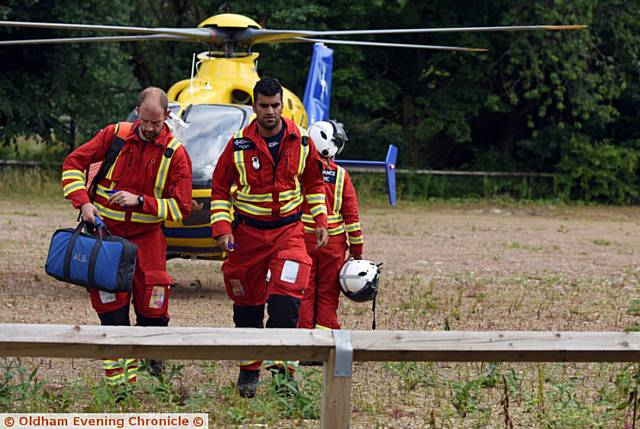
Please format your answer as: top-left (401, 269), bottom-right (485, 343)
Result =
top-left (2, 195), bottom-right (640, 426)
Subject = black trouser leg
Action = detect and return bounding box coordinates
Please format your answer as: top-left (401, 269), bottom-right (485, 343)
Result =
top-left (266, 294), bottom-right (300, 328)
top-left (233, 304), bottom-right (265, 328)
top-left (98, 305), bottom-right (130, 326)
top-left (135, 312), bottom-right (169, 327)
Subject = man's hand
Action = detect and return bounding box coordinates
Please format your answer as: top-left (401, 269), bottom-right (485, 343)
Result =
top-left (80, 203), bottom-right (100, 224)
top-left (315, 227), bottom-right (329, 249)
top-left (215, 233), bottom-right (235, 252)
top-left (109, 190), bottom-right (139, 207)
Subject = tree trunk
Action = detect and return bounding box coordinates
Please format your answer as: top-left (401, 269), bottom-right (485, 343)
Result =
top-left (402, 93), bottom-right (419, 168)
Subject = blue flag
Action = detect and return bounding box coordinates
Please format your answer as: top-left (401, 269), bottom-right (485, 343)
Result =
top-left (303, 43), bottom-right (334, 125)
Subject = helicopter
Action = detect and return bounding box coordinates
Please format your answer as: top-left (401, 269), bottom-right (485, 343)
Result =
top-left (0, 13), bottom-right (585, 260)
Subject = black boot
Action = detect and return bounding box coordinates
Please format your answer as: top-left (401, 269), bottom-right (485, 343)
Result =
top-left (237, 369), bottom-right (260, 398)
top-left (147, 359), bottom-right (165, 377)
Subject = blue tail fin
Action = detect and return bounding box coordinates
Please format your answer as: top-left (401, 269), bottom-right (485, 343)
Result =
top-left (303, 43), bottom-right (334, 125)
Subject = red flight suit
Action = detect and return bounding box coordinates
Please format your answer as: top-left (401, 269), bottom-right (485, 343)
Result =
top-left (210, 117), bottom-right (327, 371)
top-left (298, 158), bottom-right (364, 330)
top-left (61, 121), bottom-right (192, 321)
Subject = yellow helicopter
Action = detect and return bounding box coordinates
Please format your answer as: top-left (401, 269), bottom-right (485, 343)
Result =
top-left (0, 14), bottom-right (585, 259)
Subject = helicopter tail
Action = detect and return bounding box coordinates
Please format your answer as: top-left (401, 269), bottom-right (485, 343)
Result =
top-left (303, 43), bottom-right (334, 125)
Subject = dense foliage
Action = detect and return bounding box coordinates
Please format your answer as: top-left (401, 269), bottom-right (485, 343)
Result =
top-left (1, 0), bottom-right (638, 202)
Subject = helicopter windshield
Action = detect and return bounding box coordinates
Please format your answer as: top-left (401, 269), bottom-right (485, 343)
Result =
top-left (176, 104), bottom-right (252, 186)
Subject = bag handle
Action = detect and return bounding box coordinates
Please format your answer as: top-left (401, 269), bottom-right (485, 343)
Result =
top-left (63, 217), bottom-right (109, 285)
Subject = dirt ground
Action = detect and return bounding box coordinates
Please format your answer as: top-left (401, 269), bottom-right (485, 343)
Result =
top-left (2, 197), bottom-right (640, 427)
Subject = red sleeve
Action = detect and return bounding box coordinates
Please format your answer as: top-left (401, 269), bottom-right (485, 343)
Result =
top-left (341, 169), bottom-right (364, 256)
top-left (210, 138), bottom-right (237, 237)
top-left (301, 140), bottom-right (328, 228)
top-left (61, 125), bottom-right (116, 209)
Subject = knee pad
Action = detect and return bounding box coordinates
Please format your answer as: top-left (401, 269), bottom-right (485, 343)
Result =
top-left (136, 312), bottom-right (169, 327)
top-left (98, 306), bottom-right (130, 326)
top-left (233, 304), bottom-right (265, 328)
top-left (266, 294), bottom-right (300, 328)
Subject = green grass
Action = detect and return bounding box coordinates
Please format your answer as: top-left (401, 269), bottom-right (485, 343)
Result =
top-left (3, 358), bottom-right (640, 427)
top-left (0, 168), bottom-right (62, 199)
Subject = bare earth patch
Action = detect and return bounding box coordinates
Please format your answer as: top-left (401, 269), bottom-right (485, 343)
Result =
top-left (2, 197), bottom-right (640, 427)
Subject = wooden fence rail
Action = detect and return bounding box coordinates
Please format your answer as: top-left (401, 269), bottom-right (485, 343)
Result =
top-left (2, 324), bottom-right (640, 428)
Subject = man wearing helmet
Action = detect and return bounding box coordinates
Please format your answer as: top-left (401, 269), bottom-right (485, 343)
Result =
top-left (298, 120), bottom-right (365, 332)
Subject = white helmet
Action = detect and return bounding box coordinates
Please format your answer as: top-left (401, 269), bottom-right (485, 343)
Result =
top-left (339, 259), bottom-right (380, 302)
top-left (308, 120), bottom-right (348, 158)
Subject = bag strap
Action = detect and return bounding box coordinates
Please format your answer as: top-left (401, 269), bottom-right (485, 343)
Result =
top-left (87, 122), bottom-right (132, 200)
top-left (63, 221), bottom-right (89, 279)
top-left (87, 222), bottom-right (105, 289)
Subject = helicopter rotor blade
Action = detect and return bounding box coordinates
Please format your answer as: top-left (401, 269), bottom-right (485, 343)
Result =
top-left (238, 24), bottom-right (586, 45)
top-left (0, 34), bottom-right (195, 46)
top-left (277, 37), bottom-right (488, 52)
top-left (0, 20), bottom-right (218, 43)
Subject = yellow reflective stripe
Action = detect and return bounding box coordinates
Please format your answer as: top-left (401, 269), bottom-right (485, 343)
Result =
top-left (290, 130), bottom-right (309, 205)
top-left (234, 130), bottom-right (243, 139)
top-left (315, 324), bottom-right (332, 330)
top-left (236, 189), bottom-right (272, 202)
top-left (310, 204), bottom-right (327, 217)
top-left (94, 202), bottom-right (126, 221)
top-left (297, 139), bottom-right (309, 176)
top-left (212, 200), bottom-right (232, 210)
top-left (305, 193), bottom-right (325, 204)
top-left (279, 188), bottom-right (301, 201)
top-left (61, 170), bottom-right (85, 181)
top-left (238, 360), bottom-right (258, 367)
top-left (334, 167), bottom-right (345, 213)
top-left (328, 214), bottom-right (344, 223)
top-left (105, 151), bottom-right (122, 180)
top-left (264, 360), bottom-right (299, 369)
top-left (281, 195), bottom-right (303, 214)
top-left (102, 360), bottom-right (122, 370)
top-left (131, 212), bottom-right (162, 224)
top-left (301, 214), bottom-right (314, 223)
top-left (105, 373), bottom-right (125, 384)
top-left (122, 358), bottom-right (138, 368)
top-left (63, 181), bottom-right (86, 197)
top-left (157, 198), bottom-right (167, 220)
top-left (328, 225), bottom-right (346, 235)
top-left (95, 185), bottom-right (113, 200)
top-left (154, 138), bottom-right (181, 198)
top-left (234, 150), bottom-right (249, 190)
top-left (349, 235), bottom-right (364, 245)
top-left (192, 188), bottom-right (211, 198)
top-left (233, 200), bottom-right (272, 216)
top-left (167, 198), bottom-right (182, 221)
top-left (345, 222), bottom-right (361, 232)
top-left (211, 212), bottom-right (232, 224)
top-left (303, 225), bottom-right (315, 233)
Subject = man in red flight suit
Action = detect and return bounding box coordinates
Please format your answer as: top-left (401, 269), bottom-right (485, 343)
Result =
top-left (210, 77), bottom-right (329, 398)
top-left (298, 121), bottom-right (364, 333)
top-left (61, 87), bottom-right (192, 385)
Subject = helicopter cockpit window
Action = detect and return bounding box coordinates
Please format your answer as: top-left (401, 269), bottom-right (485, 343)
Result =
top-left (178, 104), bottom-right (251, 185)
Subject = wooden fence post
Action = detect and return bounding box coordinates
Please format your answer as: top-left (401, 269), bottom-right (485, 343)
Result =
top-left (321, 348), bottom-right (352, 429)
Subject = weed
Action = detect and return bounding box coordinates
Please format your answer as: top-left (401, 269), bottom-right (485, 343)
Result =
top-left (593, 239), bottom-right (612, 246)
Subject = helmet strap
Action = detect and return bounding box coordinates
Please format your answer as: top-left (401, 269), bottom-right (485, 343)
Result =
top-left (371, 292), bottom-right (377, 330)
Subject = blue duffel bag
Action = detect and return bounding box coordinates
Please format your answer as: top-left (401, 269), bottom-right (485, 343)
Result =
top-left (45, 217), bottom-right (137, 292)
